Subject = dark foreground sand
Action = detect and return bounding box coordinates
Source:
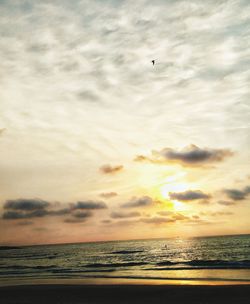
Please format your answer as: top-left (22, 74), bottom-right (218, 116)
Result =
top-left (0, 284), bottom-right (250, 304)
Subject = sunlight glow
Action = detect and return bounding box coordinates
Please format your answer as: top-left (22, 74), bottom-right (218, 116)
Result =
top-left (160, 183), bottom-right (189, 199)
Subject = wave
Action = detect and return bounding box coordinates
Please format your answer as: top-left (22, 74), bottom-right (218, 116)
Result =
top-left (0, 265), bottom-right (57, 270)
top-left (84, 262), bottom-right (146, 268)
top-left (156, 260), bottom-right (250, 269)
top-left (109, 250), bottom-right (144, 255)
top-left (0, 254), bottom-right (59, 260)
top-left (0, 246), bottom-right (21, 251)
top-left (51, 268), bottom-right (115, 274)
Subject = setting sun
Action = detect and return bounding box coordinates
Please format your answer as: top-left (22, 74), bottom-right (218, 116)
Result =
top-left (160, 183), bottom-right (189, 199)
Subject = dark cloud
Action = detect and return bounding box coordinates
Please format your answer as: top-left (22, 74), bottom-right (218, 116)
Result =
top-left (2, 209), bottom-right (48, 220)
top-left (49, 208), bottom-right (72, 216)
top-left (224, 189), bottom-right (245, 200)
top-left (169, 190), bottom-right (211, 201)
top-left (110, 211), bottom-right (140, 219)
top-left (99, 192), bottom-right (118, 199)
top-left (135, 145), bottom-right (233, 167)
top-left (74, 200), bottom-right (107, 210)
top-left (73, 211), bottom-right (92, 219)
top-left (224, 186), bottom-right (250, 201)
top-left (100, 164), bottom-right (124, 174)
top-left (217, 200), bottom-right (235, 206)
top-left (2, 198), bottom-right (72, 220)
top-left (4, 199), bottom-right (49, 211)
top-left (121, 196), bottom-right (153, 208)
top-left (1, 197), bottom-right (107, 221)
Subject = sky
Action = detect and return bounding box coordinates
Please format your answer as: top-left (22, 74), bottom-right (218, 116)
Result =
top-left (0, 0), bottom-right (250, 245)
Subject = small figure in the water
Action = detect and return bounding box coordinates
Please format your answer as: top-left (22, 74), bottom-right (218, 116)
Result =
top-left (152, 60), bottom-right (155, 66)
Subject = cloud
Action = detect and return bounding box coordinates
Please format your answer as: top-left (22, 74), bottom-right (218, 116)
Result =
top-left (172, 213), bottom-right (189, 220)
top-left (64, 211), bottom-right (93, 223)
top-left (1, 197), bottom-right (107, 221)
top-left (121, 196), bottom-right (153, 208)
top-left (157, 211), bottom-right (190, 221)
top-left (135, 145), bottom-right (233, 167)
top-left (110, 211), bottom-right (140, 219)
top-left (224, 186), bottom-right (250, 201)
top-left (4, 199), bottom-right (49, 211)
top-left (100, 164), bottom-right (124, 174)
top-left (64, 218), bottom-right (85, 223)
top-left (213, 211), bottom-right (233, 216)
top-left (49, 208), bottom-right (72, 216)
top-left (74, 200), bottom-right (107, 210)
top-left (217, 200), bottom-right (235, 206)
top-left (99, 192), bottom-right (118, 198)
top-left (140, 217), bottom-right (175, 225)
top-left (198, 199), bottom-right (211, 205)
top-left (169, 190), bottom-right (211, 201)
top-left (73, 211), bottom-right (92, 219)
top-left (2, 198), bottom-right (72, 220)
top-left (2, 209), bottom-right (49, 220)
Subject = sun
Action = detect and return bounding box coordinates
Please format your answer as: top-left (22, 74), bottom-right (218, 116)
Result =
top-left (159, 182), bottom-right (190, 211)
top-left (160, 183), bottom-right (189, 199)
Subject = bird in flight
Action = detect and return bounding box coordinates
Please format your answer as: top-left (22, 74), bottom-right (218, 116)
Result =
top-left (152, 60), bottom-right (155, 66)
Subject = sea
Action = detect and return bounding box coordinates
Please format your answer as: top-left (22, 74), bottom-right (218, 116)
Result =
top-left (0, 234), bottom-right (250, 285)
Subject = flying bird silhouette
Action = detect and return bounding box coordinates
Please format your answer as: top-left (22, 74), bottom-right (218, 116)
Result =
top-left (152, 60), bottom-right (155, 66)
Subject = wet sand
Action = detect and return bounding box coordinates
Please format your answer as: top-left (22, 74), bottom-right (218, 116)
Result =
top-left (0, 284), bottom-right (250, 304)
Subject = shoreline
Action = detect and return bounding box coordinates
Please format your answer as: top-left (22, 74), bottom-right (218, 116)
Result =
top-left (1, 277), bottom-right (250, 287)
top-left (1, 283), bottom-right (250, 304)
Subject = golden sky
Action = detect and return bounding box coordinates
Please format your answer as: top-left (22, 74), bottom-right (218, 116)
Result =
top-left (0, 0), bottom-right (250, 245)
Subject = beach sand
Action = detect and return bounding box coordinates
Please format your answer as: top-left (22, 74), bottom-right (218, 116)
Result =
top-left (0, 283), bottom-right (249, 304)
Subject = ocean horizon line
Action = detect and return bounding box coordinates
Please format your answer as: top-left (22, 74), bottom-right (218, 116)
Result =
top-left (1, 232), bottom-right (250, 248)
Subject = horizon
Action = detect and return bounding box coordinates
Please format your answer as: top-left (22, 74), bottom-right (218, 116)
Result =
top-left (1, 232), bottom-right (250, 248)
top-left (1, 0), bottom-right (250, 245)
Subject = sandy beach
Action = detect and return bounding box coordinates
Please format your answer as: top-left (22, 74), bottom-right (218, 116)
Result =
top-left (1, 284), bottom-right (250, 304)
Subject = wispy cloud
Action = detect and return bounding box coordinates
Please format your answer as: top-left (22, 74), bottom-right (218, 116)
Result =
top-left (140, 217), bottom-right (175, 225)
top-left (217, 200), bottom-right (235, 206)
top-left (99, 192), bottom-right (118, 199)
top-left (100, 164), bottom-right (124, 174)
top-left (121, 196), bottom-right (153, 208)
top-left (110, 211), bottom-right (140, 219)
